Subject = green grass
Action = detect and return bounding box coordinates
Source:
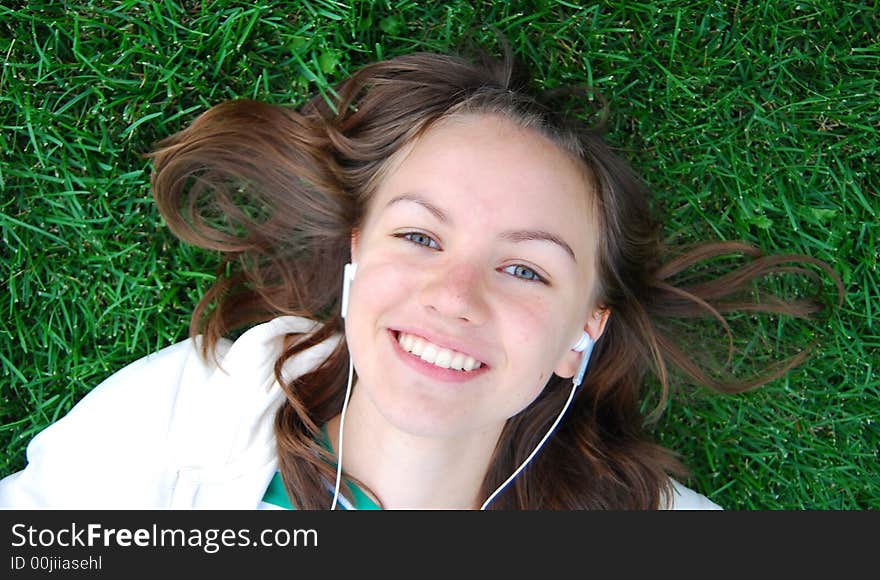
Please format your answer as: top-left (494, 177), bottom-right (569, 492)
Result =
top-left (1, 0), bottom-right (877, 509)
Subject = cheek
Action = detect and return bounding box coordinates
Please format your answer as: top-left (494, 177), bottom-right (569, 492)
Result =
top-left (502, 296), bottom-right (566, 384)
top-left (346, 256), bottom-right (420, 337)
top-left (506, 295), bottom-right (560, 349)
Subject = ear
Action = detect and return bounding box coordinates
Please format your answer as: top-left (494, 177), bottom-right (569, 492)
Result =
top-left (350, 229), bottom-right (360, 262)
top-left (554, 307), bottom-right (611, 379)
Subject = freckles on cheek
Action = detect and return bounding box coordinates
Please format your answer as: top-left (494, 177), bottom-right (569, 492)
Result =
top-left (509, 301), bottom-right (555, 351)
top-left (364, 261), bottom-right (428, 319)
top-left (508, 309), bottom-right (558, 387)
top-left (521, 303), bottom-right (567, 382)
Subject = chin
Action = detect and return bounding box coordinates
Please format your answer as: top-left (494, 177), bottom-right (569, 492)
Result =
top-left (367, 387), bottom-right (504, 440)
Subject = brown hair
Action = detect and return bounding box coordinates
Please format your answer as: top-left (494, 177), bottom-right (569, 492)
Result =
top-left (149, 49), bottom-right (841, 509)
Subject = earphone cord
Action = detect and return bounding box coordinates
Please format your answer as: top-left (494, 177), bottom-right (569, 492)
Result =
top-left (330, 352), bottom-right (356, 510)
top-left (478, 381), bottom-right (578, 510)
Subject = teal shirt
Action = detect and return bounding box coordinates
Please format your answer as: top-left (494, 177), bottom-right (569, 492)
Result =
top-left (262, 471), bottom-right (381, 510)
top-left (261, 426), bottom-right (381, 510)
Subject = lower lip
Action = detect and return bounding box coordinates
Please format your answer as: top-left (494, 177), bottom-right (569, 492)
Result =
top-left (388, 330), bottom-right (489, 383)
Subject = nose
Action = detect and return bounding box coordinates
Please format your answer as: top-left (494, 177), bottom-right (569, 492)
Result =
top-left (418, 260), bottom-right (489, 325)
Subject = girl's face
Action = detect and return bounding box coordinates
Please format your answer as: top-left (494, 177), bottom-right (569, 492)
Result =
top-left (345, 114), bottom-right (605, 439)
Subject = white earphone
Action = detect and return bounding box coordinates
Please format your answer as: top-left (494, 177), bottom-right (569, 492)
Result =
top-left (570, 331), bottom-right (595, 388)
top-left (333, 262), bottom-right (596, 509)
top-left (340, 262), bottom-right (357, 319)
top-left (571, 331), bottom-right (592, 352)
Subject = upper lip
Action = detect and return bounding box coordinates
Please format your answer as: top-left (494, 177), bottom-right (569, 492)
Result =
top-left (390, 326), bottom-right (491, 367)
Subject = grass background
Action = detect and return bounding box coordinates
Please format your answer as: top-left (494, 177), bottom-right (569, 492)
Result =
top-left (1, 0), bottom-right (877, 509)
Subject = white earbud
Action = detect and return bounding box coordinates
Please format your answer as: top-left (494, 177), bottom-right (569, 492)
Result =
top-left (340, 262), bottom-right (357, 319)
top-left (571, 332), bottom-right (592, 352)
top-left (571, 332), bottom-right (595, 387)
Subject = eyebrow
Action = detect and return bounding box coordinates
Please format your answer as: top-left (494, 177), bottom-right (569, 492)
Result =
top-left (500, 230), bottom-right (577, 263)
top-left (385, 193), bottom-right (577, 263)
top-left (386, 194), bottom-right (449, 222)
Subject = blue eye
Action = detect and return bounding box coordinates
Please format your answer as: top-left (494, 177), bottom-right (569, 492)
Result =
top-left (400, 232), bottom-right (440, 249)
top-left (503, 264), bottom-right (545, 283)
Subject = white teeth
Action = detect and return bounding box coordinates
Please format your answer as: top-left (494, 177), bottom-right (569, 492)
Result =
top-left (420, 344), bottom-right (438, 363)
top-left (434, 349), bottom-right (453, 369)
top-left (410, 337), bottom-right (426, 356)
top-left (397, 332), bottom-right (482, 372)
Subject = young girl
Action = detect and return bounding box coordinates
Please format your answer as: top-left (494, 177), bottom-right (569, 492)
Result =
top-left (0, 49), bottom-right (837, 510)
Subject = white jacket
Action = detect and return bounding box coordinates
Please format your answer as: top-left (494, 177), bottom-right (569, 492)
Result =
top-left (0, 316), bottom-right (721, 510)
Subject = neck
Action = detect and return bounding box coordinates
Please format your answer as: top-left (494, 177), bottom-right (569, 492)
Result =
top-left (326, 386), bottom-right (503, 510)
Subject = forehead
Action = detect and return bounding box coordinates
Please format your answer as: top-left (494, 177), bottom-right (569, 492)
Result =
top-left (391, 113), bottom-right (589, 190)
top-left (366, 114), bottom-right (598, 257)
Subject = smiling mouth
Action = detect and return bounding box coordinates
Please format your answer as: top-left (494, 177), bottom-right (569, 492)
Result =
top-left (394, 331), bottom-right (484, 372)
